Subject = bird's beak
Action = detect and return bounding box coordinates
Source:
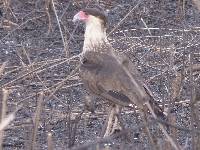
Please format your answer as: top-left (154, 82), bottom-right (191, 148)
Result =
top-left (73, 13), bottom-right (80, 23)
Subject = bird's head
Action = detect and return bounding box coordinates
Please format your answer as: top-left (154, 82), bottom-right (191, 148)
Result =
top-left (73, 8), bottom-right (108, 52)
top-left (73, 8), bottom-right (107, 28)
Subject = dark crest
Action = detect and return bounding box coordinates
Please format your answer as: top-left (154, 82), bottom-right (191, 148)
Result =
top-left (82, 8), bottom-right (107, 26)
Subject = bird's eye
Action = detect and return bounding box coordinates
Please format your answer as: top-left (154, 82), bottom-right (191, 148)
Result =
top-left (84, 12), bottom-right (88, 16)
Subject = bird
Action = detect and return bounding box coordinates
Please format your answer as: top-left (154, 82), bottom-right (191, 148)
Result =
top-left (73, 8), bottom-right (164, 136)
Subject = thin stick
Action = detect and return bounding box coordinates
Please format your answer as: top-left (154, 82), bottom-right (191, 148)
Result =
top-left (0, 89), bottom-right (9, 150)
top-left (30, 92), bottom-right (44, 150)
top-left (51, 0), bottom-right (69, 57)
top-left (1, 54), bottom-right (80, 88)
top-left (107, 0), bottom-right (143, 36)
top-left (0, 15), bottom-right (45, 42)
top-left (140, 18), bottom-right (152, 35)
top-left (47, 132), bottom-right (54, 150)
top-left (45, 0), bottom-right (53, 35)
top-left (0, 62), bottom-right (7, 76)
top-left (0, 104), bottom-right (22, 132)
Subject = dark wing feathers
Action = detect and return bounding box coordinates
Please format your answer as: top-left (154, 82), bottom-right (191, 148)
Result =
top-left (107, 91), bottom-right (131, 105)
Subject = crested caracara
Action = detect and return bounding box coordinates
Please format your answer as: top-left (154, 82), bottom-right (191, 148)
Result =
top-left (73, 8), bottom-right (164, 135)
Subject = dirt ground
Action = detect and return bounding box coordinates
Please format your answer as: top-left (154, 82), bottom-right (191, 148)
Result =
top-left (0, 0), bottom-right (200, 150)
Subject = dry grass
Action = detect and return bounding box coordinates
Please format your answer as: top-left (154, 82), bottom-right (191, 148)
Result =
top-left (0, 0), bottom-right (199, 149)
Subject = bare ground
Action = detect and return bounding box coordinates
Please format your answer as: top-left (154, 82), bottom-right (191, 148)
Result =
top-left (0, 0), bottom-right (200, 150)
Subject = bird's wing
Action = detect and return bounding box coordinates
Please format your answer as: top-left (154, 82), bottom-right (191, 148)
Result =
top-left (103, 90), bottom-right (132, 106)
top-left (80, 50), bottom-right (165, 117)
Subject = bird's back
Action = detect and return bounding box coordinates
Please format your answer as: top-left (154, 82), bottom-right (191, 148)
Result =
top-left (80, 47), bottom-right (148, 104)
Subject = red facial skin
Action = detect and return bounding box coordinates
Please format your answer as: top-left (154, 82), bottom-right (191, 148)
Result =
top-left (73, 11), bottom-right (89, 22)
top-left (78, 11), bottom-right (89, 21)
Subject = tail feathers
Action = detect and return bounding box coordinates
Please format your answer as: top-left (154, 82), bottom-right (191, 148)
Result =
top-left (149, 99), bottom-right (166, 119)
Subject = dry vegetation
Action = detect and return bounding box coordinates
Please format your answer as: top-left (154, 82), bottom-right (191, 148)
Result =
top-left (0, 0), bottom-right (200, 149)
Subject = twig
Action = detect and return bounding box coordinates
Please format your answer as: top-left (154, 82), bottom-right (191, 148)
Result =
top-left (140, 18), bottom-right (152, 35)
top-left (30, 92), bottom-right (44, 150)
top-left (69, 119), bottom-right (158, 150)
top-left (45, 0), bottom-right (53, 35)
top-left (46, 64), bottom-right (80, 100)
top-left (47, 132), bottom-right (54, 150)
top-left (51, 0), bottom-right (69, 57)
top-left (189, 52), bottom-right (197, 150)
top-left (0, 105), bottom-right (22, 131)
top-left (1, 54), bottom-right (80, 88)
top-left (145, 102), bottom-right (180, 150)
top-left (0, 88), bottom-right (9, 150)
top-left (0, 62), bottom-right (7, 76)
top-left (107, 0), bottom-right (143, 36)
top-left (153, 118), bottom-right (200, 134)
top-left (0, 15), bottom-right (46, 42)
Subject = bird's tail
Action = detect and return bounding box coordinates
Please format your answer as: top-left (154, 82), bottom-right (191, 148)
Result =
top-left (143, 85), bottom-right (166, 119)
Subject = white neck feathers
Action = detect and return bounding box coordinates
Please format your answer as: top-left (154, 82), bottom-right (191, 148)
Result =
top-left (83, 16), bottom-right (107, 52)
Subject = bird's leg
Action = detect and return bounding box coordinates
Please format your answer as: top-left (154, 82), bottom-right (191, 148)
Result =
top-left (101, 105), bottom-right (123, 137)
top-left (111, 105), bottom-right (123, 134)
top-left (101, 104), bottom-right (115, 137)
